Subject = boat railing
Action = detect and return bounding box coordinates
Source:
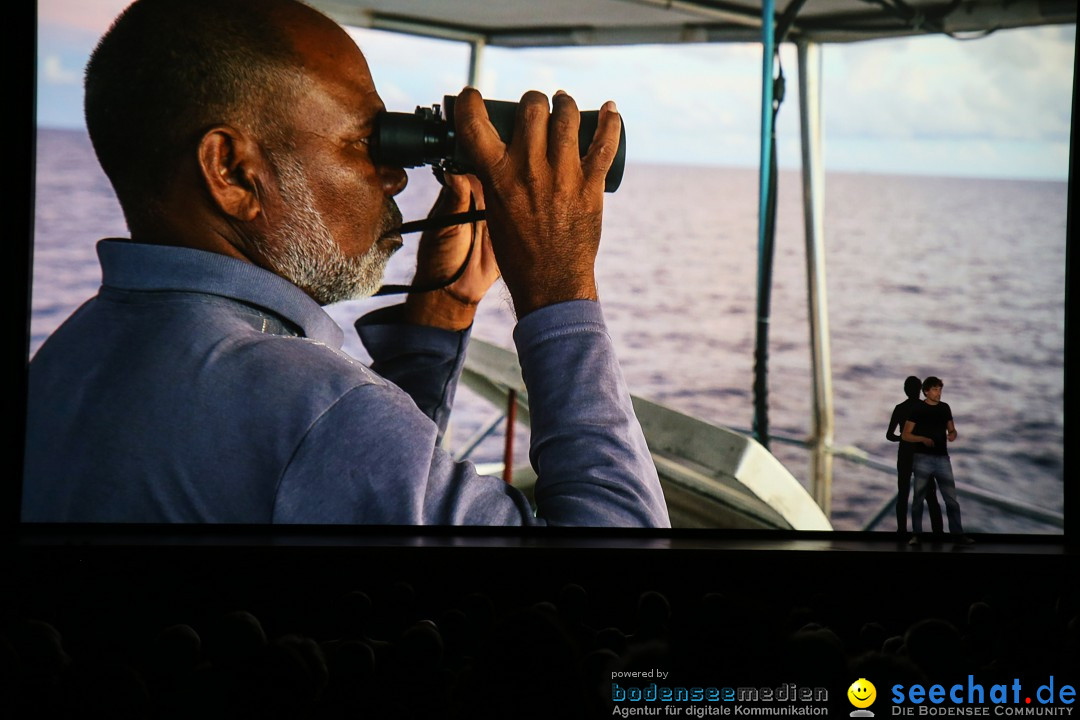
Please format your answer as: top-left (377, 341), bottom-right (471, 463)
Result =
top-left (760, 430), bottom-right (1065, 531)
top-left (448, 401), bottom-right (1064, 532)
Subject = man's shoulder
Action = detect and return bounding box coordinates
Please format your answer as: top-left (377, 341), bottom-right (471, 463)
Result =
top-left (35, 288), bottom-right (390, 405)
top-left (179, 301), bottom-right (390, 400)
top-left (245, 332), bottom-right (390, 397)
top-left (897, 398), bottom-right (921, 414)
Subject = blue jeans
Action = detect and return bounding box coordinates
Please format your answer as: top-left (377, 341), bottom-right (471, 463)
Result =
top-left (911, 454), bottom-right (964, 534)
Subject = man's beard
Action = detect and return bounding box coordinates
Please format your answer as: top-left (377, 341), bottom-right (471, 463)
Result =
top-left (254, 152), bottom-right (398, 305)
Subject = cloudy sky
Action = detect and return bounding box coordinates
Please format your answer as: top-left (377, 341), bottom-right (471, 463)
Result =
top-left (37, 0), bottom-right (1075, 180)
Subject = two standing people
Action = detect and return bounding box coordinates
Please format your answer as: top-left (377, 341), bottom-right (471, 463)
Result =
top-left (886, 376), bottom-right (943, 535)
top-left (888, 376), bottom-right (970, 542)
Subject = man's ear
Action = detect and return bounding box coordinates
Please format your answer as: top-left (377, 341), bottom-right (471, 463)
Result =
top-left (197, 126), bottom-right (266, 222)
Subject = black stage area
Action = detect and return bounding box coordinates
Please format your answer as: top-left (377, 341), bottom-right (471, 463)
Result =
top-left (9, 531), bottom-right (1075, 629)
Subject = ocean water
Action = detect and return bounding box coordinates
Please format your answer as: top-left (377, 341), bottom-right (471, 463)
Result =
top-left (30, 128), bottom-right (1066, 532)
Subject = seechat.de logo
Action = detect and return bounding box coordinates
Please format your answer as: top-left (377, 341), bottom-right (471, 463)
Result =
top-left (890, 676), bottom-right (1076, 715)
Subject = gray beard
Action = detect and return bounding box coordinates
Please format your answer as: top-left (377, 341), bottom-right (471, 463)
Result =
top-left (255, 153), bottom-right (395, 305)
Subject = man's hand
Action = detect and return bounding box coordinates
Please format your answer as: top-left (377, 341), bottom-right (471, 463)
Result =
top-left (921, 438), bottom-right (934, 447)
top-left (453, 87), bottom-right (622, 317)
top-left (404, 172), bottom-right (499, 331)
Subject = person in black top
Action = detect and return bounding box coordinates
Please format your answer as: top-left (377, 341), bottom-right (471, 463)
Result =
top-left (902, 377), bottom-right (970, 542)
top-left (886, 376), bottom-right (943, 535)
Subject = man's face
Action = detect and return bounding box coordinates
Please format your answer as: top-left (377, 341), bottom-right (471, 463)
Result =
top-left (254, 8), bottom-right (407, 304)
top-left (924, 384), bottom-right (943, 403)
top-left (257, 151), bottom-right (397, 304)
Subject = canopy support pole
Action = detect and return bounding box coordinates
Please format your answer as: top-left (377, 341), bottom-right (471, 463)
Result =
top-left (468, 38), bottom-right (486, 89)
top-left (751, 0), bottom-right (777, 450)
top-left (797, 39), bottom-right (834, 515)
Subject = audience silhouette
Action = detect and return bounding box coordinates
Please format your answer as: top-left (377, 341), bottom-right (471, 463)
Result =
top-left (5, 572), bottom-right (1075, 718)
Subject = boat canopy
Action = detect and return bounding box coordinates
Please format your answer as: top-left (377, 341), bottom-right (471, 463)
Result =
top-left (304, 0), bottom-right (1072, 528)
top-left (309, 0), bottom-right (1074, 46)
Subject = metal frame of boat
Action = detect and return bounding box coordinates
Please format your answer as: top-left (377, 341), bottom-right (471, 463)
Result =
top-left (309, 0), bottom-right (1073, 530)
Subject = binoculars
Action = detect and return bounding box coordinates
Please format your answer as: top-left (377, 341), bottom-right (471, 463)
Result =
top-left (372, 95), bottom-right (627, 193)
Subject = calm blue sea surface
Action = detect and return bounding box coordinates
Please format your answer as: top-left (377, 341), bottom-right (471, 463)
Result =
top-left (31, 127), bottom-right (1066, 532)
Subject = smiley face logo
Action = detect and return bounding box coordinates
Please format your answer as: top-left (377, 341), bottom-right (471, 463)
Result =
top-left (848, 678), bottom-right (877, 709)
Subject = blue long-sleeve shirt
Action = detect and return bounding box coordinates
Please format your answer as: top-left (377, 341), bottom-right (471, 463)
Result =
top-left (22, 240), bottom-right (669, 527)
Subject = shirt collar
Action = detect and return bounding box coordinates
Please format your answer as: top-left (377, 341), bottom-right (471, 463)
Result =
top-left (97, 239), bottom-right (345, 348)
